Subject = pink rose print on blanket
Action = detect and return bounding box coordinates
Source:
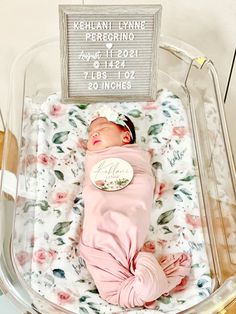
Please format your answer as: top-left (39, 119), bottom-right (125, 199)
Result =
top-left (143, 101), bottom-right (159, 110)
top-left (38, 153), bottom-right (57, 166)
top-left (155, 182), bottom-right (166, 197)
top-left (24, 154), bottom-right (37, 167)
top-left (33, 248), bottom-right (57, 267)
top-left (53, 191), bottom-right (68, 204)
top-left (185, 213), bottom-right (202, 228)
top-left (49, 184), bottom-right (78, 208)
top-left (172, 126), bottom-right (187, 138)
top-left (57, 291), bottom-right (75, 305)
top-left (16, 251), bottom-right (31, 266)
top-left (49, 104), bottom-right (66, 117)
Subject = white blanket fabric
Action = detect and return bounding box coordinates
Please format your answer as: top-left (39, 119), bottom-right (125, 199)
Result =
top-left (13, 89), bottom-right (212, 313)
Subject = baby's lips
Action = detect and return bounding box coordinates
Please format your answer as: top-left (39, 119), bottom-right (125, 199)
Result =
top-left (93, 139), bottom-right (101, 145)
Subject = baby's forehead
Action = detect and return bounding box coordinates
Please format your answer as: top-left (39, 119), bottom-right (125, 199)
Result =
top-left (88, 117), bottom-right (113, 131)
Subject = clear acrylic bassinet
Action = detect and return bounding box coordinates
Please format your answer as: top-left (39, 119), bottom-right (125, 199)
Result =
top-left (0, 35), bottom-right (236, 314)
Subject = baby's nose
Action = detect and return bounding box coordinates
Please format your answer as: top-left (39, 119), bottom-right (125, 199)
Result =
top-left (92, 131), bottom-right (99, 137)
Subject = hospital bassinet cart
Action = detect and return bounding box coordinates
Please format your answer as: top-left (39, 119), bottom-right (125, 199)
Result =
top-left (0, 34), bottom-right (236, 314)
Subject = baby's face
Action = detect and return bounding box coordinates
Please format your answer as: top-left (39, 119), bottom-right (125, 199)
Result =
top-left (87, 117), bottom-right (130, 151)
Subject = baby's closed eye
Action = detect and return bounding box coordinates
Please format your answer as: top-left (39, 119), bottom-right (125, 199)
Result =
top-left (89, 126), bottom-right (109, 136)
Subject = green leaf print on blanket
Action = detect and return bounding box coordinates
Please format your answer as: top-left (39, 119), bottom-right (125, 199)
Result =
top-left (79, 307), bottom-right (89, 314)
top-left (53, 221), bottom-right (73, 236)
top-left (68, 118), bottom-right (77, 128)
top-left (127, 109), bottom-right (142, 118)
top-left (174, 194), bottom-right (183, 202)
top-left (157, 209), bottom-right (176, 225)
top-left (197, 278), bottom-right (209, 288)
top-left (152, 161), bottom-right (163, 170)
top-left (74, 114), bottom-right (87, 126)
top-left (180, 175), bottom-right (195, 182)
top-left (22, 200), bottom-right (50, 212)
top-left (30, 112), bottom-right (58, 128)
top-left (52, 131), bottom-right (70, 144)
top-left (53, 268), bottom-right (65, 278)
top-left (76, 103), bottom-right (89, 110)
top-left (163, 109), bottom-right (171, 118)
top-left (148, 123), bottom-right (164, 136)
top-left (158, 295), bottom-right (172, 304)
top-left (69, 108), bottom-right (87, 126)
top-left (54, 170), bottom-right (65, 181)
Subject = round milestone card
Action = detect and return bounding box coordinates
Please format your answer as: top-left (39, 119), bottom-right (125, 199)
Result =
top-left (90, 158), bottom-right (134, 191)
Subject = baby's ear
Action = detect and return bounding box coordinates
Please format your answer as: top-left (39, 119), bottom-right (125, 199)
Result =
top-left (122, 131), bottom-right (131, 144)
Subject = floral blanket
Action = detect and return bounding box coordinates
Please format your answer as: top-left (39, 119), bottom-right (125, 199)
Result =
top-left (14, 89), bottom-right (212, 313)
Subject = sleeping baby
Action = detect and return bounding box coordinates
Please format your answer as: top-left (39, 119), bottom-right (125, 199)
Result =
top-left (79, 108), bottom-right (191, 308)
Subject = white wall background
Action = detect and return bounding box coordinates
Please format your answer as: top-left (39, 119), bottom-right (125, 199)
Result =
top-left (0, 0), bottom-right (235, 157)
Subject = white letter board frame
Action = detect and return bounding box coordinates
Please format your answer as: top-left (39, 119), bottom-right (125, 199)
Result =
top-left (59, 5), bottom-right (162, 103)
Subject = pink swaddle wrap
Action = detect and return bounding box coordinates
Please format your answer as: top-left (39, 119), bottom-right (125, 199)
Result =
top-left (79, 144), bottom-right (191, 308)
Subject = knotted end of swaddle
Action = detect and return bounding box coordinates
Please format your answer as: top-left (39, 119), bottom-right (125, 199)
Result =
top-left (117, 252), bottom-right (169, 308)
top-left (80, 238), bottom-right (191, 309)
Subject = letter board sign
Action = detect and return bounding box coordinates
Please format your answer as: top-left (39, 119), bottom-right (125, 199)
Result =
top-left (59, 5), bottom-right (162, 103)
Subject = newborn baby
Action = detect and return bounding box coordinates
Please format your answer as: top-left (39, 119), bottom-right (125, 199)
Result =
top-left (79, 108), bottom-right (191, 308)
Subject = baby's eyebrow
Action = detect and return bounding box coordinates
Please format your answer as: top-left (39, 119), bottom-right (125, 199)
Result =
top-left (88, 122), bottom-right (110, 133)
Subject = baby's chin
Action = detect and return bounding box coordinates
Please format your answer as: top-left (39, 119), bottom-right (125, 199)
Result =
top-left (87, 142), bottom-right (125, 152)
top-left (87, 142), bottom-right (109, 152)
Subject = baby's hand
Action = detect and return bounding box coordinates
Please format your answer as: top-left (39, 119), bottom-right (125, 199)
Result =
top-left (77, 138), bottom-right (88, 151)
